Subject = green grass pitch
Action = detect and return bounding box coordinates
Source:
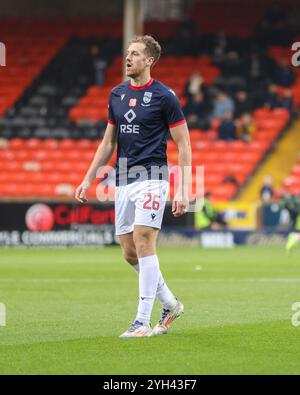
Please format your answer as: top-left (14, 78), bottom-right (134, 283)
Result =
top-left (0, 245), bottom-right (300, 375)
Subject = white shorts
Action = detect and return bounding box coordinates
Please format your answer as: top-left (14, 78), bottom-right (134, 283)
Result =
top-left (115, 179), bottom-right (169, 236)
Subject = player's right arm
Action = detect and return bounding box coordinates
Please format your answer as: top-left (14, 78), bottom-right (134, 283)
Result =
top-left (75, 122), bottom-right (117, 203)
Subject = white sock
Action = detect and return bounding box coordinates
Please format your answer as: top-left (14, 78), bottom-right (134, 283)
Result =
top-left (132, 264), bottom-right (139, 273)
top-left (136, 255), bottom-right (160, 326)
top-left (156, 277), bottom-right (177, 310)
top-left (132, 263), bottom-right (177, 310)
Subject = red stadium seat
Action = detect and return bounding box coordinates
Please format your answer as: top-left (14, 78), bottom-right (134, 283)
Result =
top-left (0, 20), bottom-right (295, 202)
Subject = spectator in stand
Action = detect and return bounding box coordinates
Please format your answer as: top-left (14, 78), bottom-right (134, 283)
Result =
top-left (236, 113), bottom-right (256, 142)
top-left (260, 175), bottom-right (274, 203)
top-left (211, 90), bottom-right (235, 119)
top-left (212, 46), bottom-right (226, 69)
top-left (222, 51), bottom-right (243, 77)
top-left (215, 51), bottom-right (245, 91)
top-left (184, 92), bottom-right (210, 130)
top-left (244, 51), bottom-right (275, 107)
top-left (218, 111), bottom-right (236, 141)
top-left (246, 50), bottom-right (274, 86)
top-left (234, 90), bottom-right (252, 118)
top-left (264, 83), bottom-right (281, 109)
top-left (213, 31), bottom-right (228, 54)
top-left (279, 88), bottom-right (294, 117)
top-left (273, 58), bottom-right (296, 88)
top-left (184, 72), bottom-right (208, 101)
top-left (247, 51), bottom-right (263, 83)
top-left (90, 45), bottom-right (107, 86)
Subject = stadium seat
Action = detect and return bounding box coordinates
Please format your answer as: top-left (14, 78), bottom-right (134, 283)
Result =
top-left (0, 16), bottom-right (297, 203)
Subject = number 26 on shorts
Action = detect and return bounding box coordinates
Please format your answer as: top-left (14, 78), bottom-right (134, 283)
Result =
top-left (143, 194), bottom-right (160, 211)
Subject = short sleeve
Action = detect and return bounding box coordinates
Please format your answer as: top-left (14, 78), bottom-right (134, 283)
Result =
top-left (107, 92), bottom-right (116, 125)
top-left (161, 89), bottom-right (186, 128)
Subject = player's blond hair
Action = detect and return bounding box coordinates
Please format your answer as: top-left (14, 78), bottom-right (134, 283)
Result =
top-left (129, 35), bottom-right (161, 68)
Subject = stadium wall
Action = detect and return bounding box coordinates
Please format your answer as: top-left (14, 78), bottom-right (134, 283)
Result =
top-left (0, 201), bottom-right (295, 247)
top-left (158, 229), bottom-right (291, 248)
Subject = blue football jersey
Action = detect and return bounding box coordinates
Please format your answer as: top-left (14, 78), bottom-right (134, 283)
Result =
top-left (108, 78), bottom-right (185, 185)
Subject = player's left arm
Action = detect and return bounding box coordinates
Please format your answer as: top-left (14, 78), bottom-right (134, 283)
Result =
top-left (169, 122), bottom-right (192, 217)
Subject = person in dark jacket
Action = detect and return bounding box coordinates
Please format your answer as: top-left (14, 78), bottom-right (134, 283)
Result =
top-left (273, 58), bottom-right (296, 88)
top-left (234, 90), bottom-right (252, 118)
top-left (218, 111), bottom-right (236, 141)
top-left (184, 92), bottom-right (210, 130)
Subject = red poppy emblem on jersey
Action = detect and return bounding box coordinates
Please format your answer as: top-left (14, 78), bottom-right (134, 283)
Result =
top-left (129, 98), bottom-right (137, 107)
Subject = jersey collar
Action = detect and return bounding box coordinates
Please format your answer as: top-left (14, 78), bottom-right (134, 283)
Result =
top-left (129, 78), bottom-right (154, 91)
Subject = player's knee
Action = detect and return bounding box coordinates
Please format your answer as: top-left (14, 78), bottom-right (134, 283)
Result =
top-left (123, 250), bottom-right (138, 265)
top-left (133, 231), bottom-right (154, 256)
top-left (121, 243), bottom-right (138, 264)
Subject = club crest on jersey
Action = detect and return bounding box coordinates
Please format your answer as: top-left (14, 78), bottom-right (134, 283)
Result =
top-left (129, 98), bottom-right (137, 107)
top-left (143, 91), bottom-right (152, 104)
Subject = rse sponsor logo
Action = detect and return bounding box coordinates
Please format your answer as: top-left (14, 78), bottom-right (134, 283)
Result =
top-left (124, 109), bottom-right (137, 123)
top-left (120, 124), bottom-right (140, 134)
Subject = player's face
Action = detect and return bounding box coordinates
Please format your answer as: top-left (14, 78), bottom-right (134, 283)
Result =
top-left (125, 43), bottom-right (153, 78)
